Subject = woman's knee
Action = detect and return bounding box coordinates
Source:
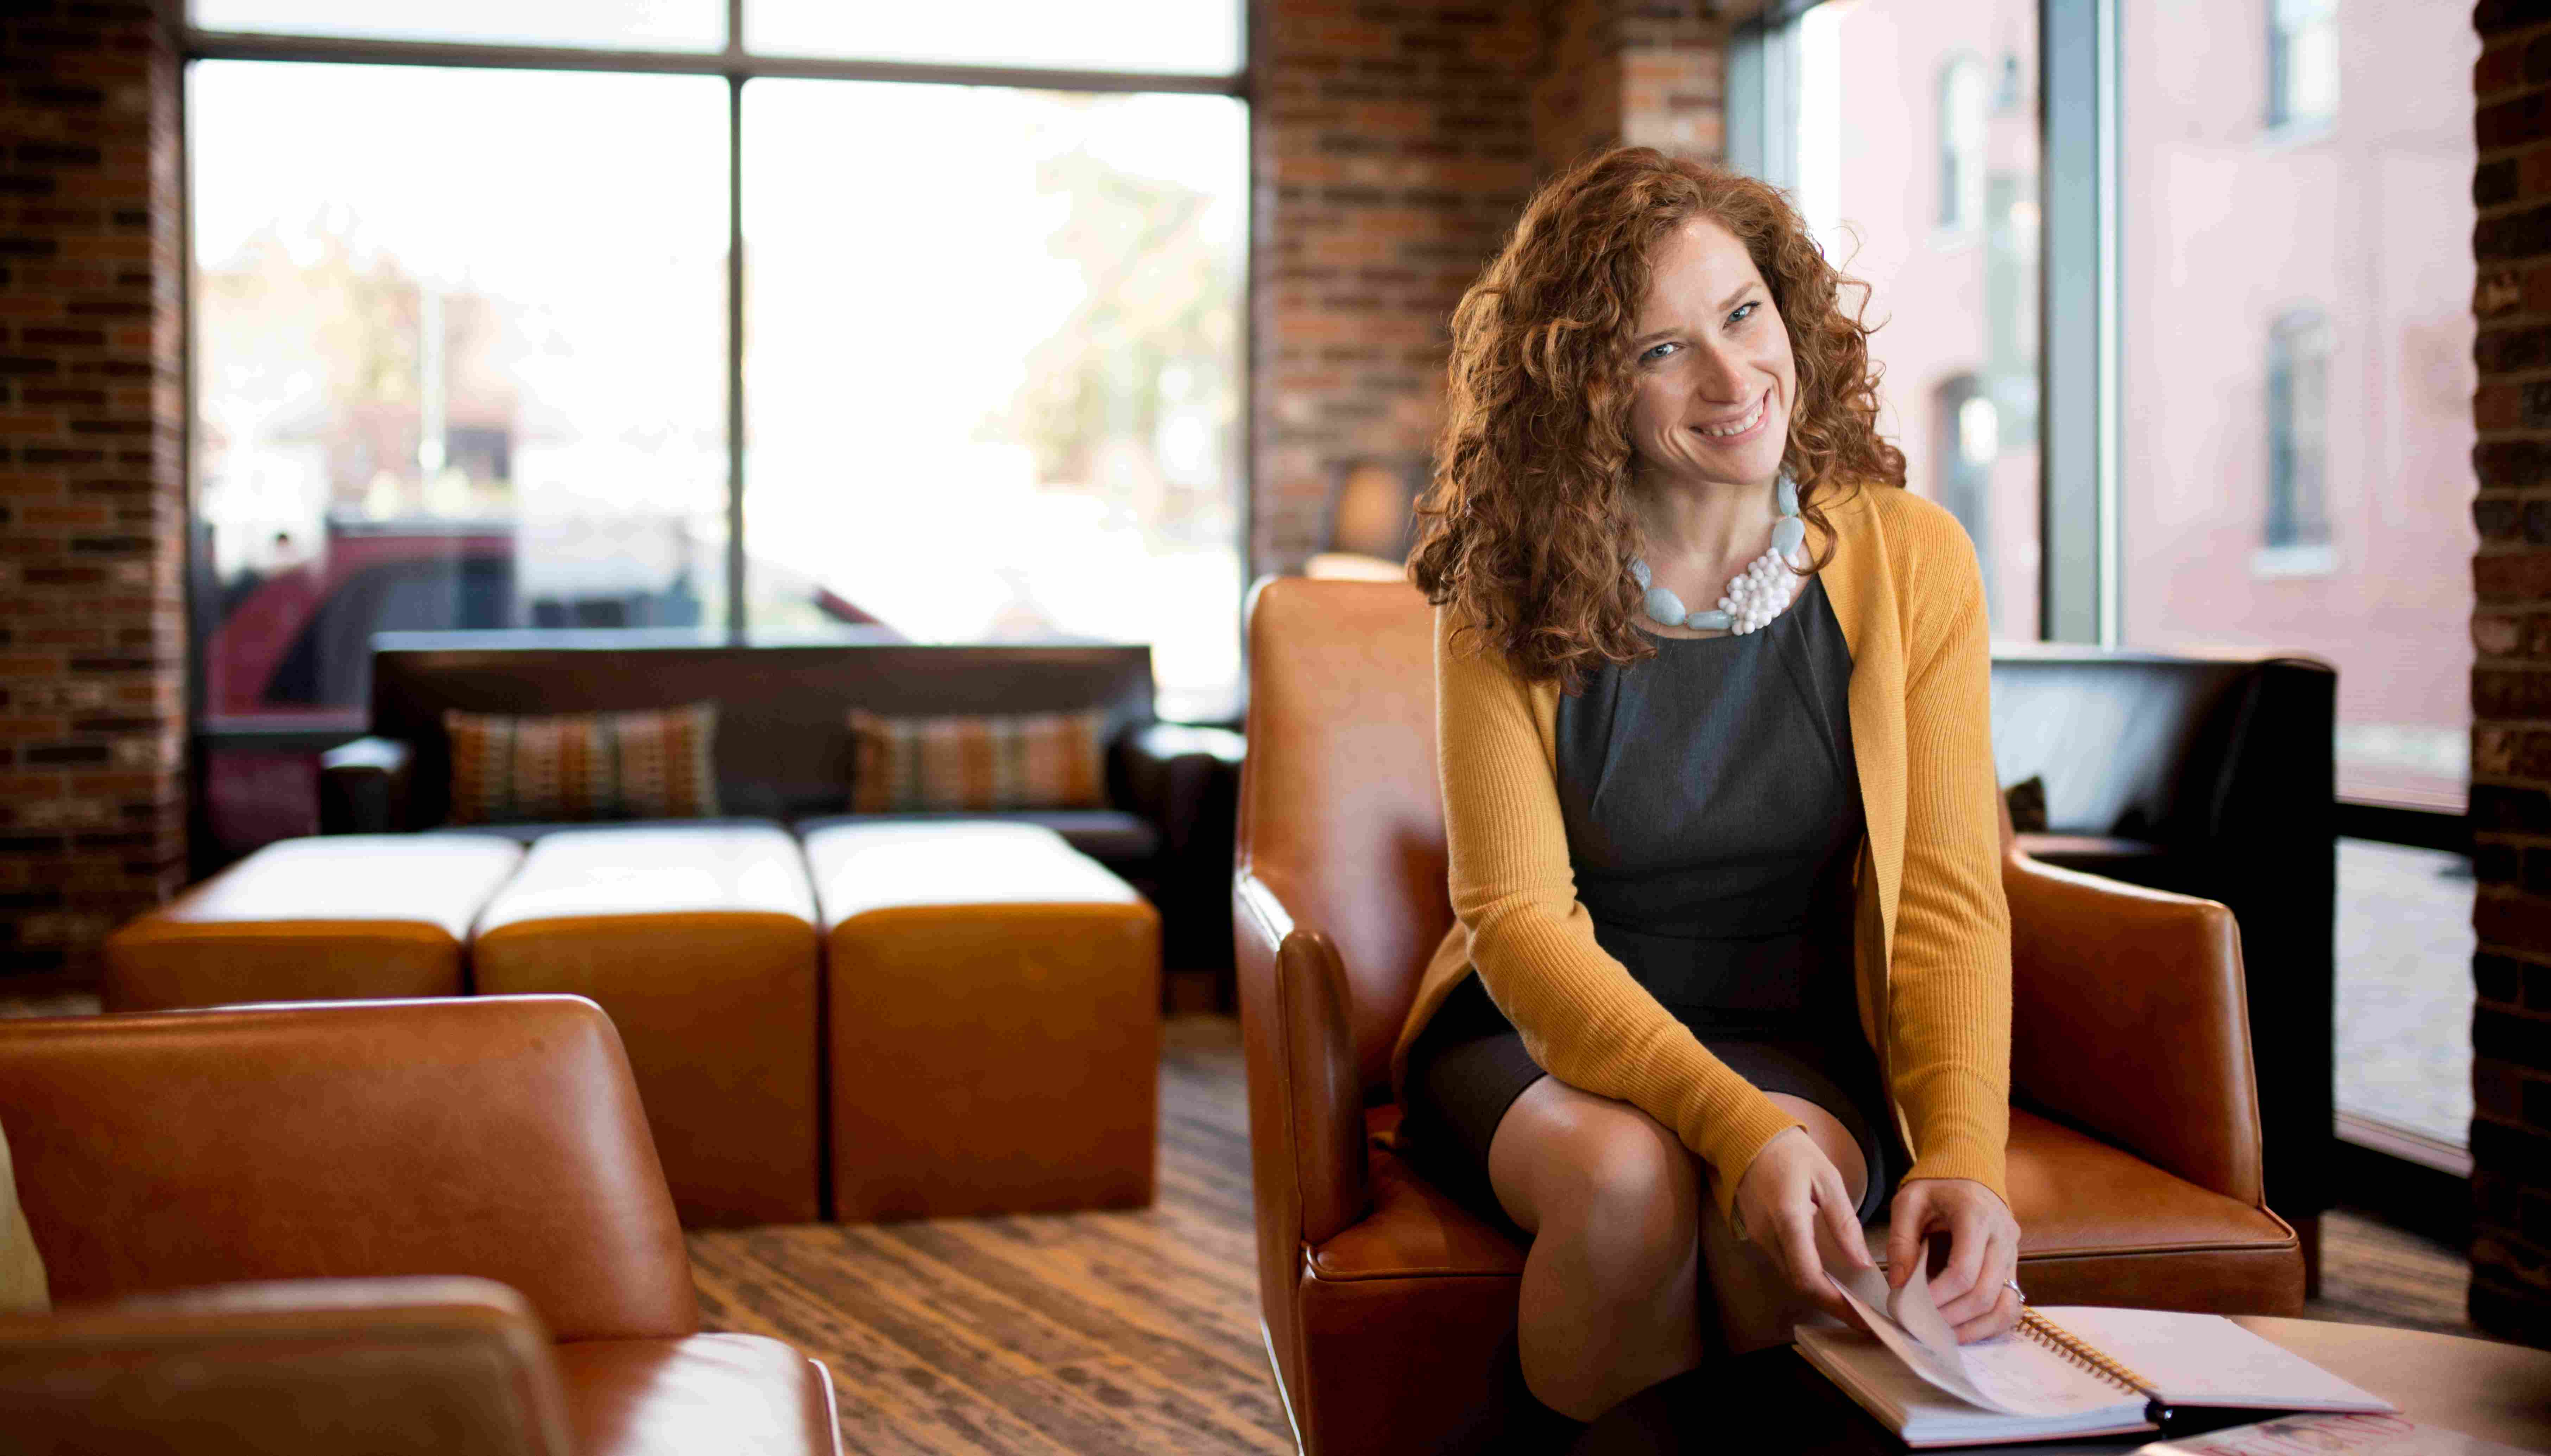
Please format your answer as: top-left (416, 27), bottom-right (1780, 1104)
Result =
top-left (1516, 1107), bottom-right (1703, 1285)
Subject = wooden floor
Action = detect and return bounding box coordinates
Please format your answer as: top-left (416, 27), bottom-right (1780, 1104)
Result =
top-left (689, 1014), bottom-right (2481, 1454)
top-left (687, 1017), bottom-right (1297, 1454)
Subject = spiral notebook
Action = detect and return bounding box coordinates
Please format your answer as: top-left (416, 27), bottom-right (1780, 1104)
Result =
top-left (1794, 1266), bottom-right (2394, 1448)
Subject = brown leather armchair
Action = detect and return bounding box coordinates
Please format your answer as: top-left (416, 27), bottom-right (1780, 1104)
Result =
top-left (0, 995), bottom-right (840, 1455)
top-left (1232, 578), bottom-right (2304, 1456)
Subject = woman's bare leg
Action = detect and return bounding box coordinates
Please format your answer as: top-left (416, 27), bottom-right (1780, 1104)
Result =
top-left (1486, 1081), bottom-right (1874, 1415)
top-left (1699, 1091), bottom-right (1868, 1354)
top-left (1486, 1076), bottom-right (1711, 1420)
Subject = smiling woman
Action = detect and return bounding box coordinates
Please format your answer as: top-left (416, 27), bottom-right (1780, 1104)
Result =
top-left (1399, 147), bottom-right (2016, 1431)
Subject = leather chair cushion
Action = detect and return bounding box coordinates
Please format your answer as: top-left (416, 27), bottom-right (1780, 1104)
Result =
top-left (1309, 1108), bottom-right (2296, 1305)
top-left (554, 1334), bottom-right (839, 1456)
top-left (472, 826), bottom-right (822, 1228)
top-left (793, 810), bottom-right (1158, 866)
top-left (101, 835), bottom-right (525, 1011)
top-left (2004, 1107), bottom-right (2302, 1313)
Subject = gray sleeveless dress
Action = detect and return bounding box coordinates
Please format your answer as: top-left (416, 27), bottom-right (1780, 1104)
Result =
top-left (1402, 576), bottom-right (1905, 1225)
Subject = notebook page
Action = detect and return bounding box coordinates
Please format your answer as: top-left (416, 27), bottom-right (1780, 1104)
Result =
top-left (2034, 1307), bottom-right (2394, 1412)
top-left (1833, 1273), bottom-right (2134, 1418)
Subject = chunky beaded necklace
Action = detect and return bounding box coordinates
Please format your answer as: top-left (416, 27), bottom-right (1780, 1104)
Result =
top-left (1629, 475), bottom-right (1806, 636)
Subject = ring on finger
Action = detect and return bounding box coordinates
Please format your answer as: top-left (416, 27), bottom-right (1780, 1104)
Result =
top-left (2004, 1276), bottom-right (2025, 1305)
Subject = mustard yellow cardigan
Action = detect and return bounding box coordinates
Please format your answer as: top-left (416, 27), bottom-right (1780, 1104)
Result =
top-left (1394, 485), bottom-right (2013, 1220)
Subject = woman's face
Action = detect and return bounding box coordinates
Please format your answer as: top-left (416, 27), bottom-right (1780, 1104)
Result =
top-left (1624, 215), bottom-right (1797, 493)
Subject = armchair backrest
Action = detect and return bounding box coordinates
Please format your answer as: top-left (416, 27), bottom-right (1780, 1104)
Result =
top-left (0, 995), bottom-right (697, 1342)
top-left (1238, 578), bottom-right (1452, 1100)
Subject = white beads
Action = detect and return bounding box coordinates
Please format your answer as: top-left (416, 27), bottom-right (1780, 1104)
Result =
top-left (1629, 474), bottom-right (1803, 637)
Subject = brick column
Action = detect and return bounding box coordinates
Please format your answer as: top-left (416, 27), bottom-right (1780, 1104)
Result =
top-left (2471, 0), bottom-right (2551, 1349)
top-left (0, 2), bottom-right (188, 987)
top-left (1256, 0), bottom-right (1542, 576)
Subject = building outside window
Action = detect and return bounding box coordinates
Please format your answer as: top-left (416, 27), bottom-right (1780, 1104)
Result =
top-left (1937, 54), bottom-right (1988, 230)
top-left (1795, 0), bottom-right (2041, 638)
top-left (2265, 307), bottom-right (2334, 556)
top-left (2270, 0), bottom-right (2342, 131)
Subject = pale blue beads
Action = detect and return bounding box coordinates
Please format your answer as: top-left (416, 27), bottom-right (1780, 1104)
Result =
top-left (1630, 474), bottom-right (1802, 637)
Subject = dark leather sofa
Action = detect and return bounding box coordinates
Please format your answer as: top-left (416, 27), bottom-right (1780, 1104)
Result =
top-left (1989, 642), bottom-right (2337, 1279)
top-left (317, 628), bottom-right (1243, 969)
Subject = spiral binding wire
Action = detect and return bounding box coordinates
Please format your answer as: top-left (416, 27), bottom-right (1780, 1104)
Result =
top-left (2017, 1309), bottom-right (2158, 1399)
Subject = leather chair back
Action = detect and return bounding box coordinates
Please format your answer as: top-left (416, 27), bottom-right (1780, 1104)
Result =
top-left (1238, 578), bottom-right (1451, 1100)
top-left (0, 996), bottom-right (697, 1342)
top-left (367, 630), bottom-right (1157, 824)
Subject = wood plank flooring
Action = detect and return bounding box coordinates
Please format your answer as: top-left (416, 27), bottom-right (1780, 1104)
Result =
top-left (686, 1017), bottom-right (1296, 1455)
top-left (690, 1014), bottom-right (2482, 1454)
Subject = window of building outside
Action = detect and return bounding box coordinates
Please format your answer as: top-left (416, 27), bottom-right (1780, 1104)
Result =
top-left (184, 2), bottom-right (1250, 855)
top-left (1937, 55), bottom-right (1988, 232)
top-left (2269, 0), bottom-right (2341, 132)
top-left (2124, 5), bottom-right (2474, 1148)
top-left (2263, 308), bottom-right (2333, 559)
top-left (1794, 0), bottom-right (2042, 639)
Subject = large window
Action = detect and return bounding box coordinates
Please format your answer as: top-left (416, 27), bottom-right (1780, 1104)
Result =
top-left (183, 5), bottom-right (1250, 853)
top-left (1792, 0), bottom-right (2042, 638)
top-left (2123, 5), bottom-right (2473, 809)
top-left (1743, 0), bottom-right (2478, 1166)
top-left (741, 82), bottom-right (1245, 717)
top-left (190, 63), bottom-right (732, 726)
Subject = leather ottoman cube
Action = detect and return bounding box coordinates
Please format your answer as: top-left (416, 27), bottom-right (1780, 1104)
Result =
top-left (103, 835), bottom-right (524, 1011)
top-left (471, 824), bottom-right (822, 1227)
top-left (807, 822), bottom-right (1160, 1221)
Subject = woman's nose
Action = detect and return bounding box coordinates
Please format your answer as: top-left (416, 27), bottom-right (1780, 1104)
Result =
top-left (1688, 340), bottom-right (1750, 401)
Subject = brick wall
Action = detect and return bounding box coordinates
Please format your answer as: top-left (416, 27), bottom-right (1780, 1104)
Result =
top-left (1254, 0), bottom-right (1730, 576)
top-left (0, 1), bottom-right (188, 986)
top-left (2471, 0), bottom-right (2551, 1349)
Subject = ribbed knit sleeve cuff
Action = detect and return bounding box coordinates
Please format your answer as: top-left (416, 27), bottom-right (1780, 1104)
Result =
top-left (1684, 1092), bottom-right (1805, 1227)
top-left (1900, 1145), bottom-right (2008, 1208)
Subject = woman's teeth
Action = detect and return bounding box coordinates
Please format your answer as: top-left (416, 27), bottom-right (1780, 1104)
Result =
top-left (1698, 393), bottom-right (1766, 438)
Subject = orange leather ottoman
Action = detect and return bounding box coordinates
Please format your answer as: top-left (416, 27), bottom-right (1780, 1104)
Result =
top-left (103, 835), bottom-right (524, 1012)
top-left (471, 824), bottom-right (822, 1228)
top-left (806, 821), bottom-right (1160, 1221)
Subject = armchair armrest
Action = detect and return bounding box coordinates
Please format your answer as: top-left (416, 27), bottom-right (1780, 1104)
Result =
top-left (2006, 848), bottom-right (2266, 1207)
top-left (1234, 870), bottom-right (1370, 1252)
top-left (0, 1275), bottom-right (575, 1455)
top-left (320, 735), bottom-right (415, 834)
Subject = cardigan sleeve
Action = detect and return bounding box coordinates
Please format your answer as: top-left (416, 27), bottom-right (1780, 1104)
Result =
top-left (1434, 607), bottom-right (1802, 1217)
top-left (1884, 509), bottom-right (2014, 1199)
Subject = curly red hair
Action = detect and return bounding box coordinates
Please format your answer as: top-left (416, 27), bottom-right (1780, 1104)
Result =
top-left (1407, 146), bottom-right (1905, 691)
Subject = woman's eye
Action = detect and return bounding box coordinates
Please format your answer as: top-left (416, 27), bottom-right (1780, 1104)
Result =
top-left (1640, 341), bottom-right (1680, 364)
top-left (1728, 300), bottom-right (1760, 326)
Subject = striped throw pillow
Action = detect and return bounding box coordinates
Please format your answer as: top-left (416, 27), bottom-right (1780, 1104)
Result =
top-left (443, 703), bottom-right (720, 824)
top-left (846, 709), bottom-right (1109, 813)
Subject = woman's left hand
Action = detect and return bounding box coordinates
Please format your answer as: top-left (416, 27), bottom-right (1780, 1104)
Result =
top-left (1885, 1177), bottom-right (2021, 1343)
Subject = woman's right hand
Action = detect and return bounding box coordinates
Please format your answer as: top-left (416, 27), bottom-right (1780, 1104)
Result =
top-left (1731, 1125), bottom-right (1873, 1325)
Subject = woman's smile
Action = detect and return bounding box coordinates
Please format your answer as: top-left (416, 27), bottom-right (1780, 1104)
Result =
top-left (1694, 387), bottom-right (1772, 442)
